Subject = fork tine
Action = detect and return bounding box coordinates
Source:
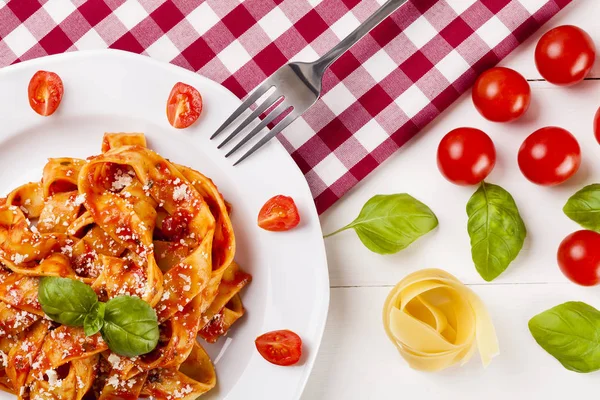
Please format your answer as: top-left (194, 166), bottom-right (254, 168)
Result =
top-left (217, 91), bottom-right (283, 149)
top-left (233, 112), bottom-right (298, 166)
top-left (224, 101), bottom-right (290, 158)
top-left (211, 83), bottom-right (273, 139)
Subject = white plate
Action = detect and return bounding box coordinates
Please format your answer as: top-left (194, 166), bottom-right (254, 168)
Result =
top-left (0, 50), bottom-right (329, 400)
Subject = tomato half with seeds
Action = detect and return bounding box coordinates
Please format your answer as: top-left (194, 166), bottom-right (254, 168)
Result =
top-left (166, 82), bottom-right (203, 129)
top-left (257, 195), bottom-right (300, 232)
top-left (535, 25), bottom-right (596, 86)
top-left (472, 67), bottom-right (531, 122)
top-left (518, 126), bottom-right (581, 186)
top-left (594, 107), bottom-right (600, 144)
top-left (28, 70), bottom-right (64, 116)
top-left (255, 330), bottom-right (302, 366)
top-left (557, 230), bottom-right (600, 286)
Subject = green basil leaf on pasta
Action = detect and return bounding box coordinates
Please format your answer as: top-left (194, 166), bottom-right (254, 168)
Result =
top-left (102, 296), bottom-right (159, 357)
top-left (466, 182), bottom-right (526, 281)
top-left (563, 184), bottom-right (600, 231)
top-left (529, 301), bottom-right (600, 373)
top-left (84, 302), bottom-right (105, 336)
top-left (38, 277), bottom-right (98, 326)
top-left (324, 194), bottom-right (438, 255)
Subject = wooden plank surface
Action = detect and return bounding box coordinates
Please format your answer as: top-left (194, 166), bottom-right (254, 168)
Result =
top-left (304, 1), bottom-right (600, 398)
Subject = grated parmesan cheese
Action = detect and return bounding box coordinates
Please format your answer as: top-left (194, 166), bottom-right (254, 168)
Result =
top-left (12, 253), bottom-right (26, 264)
top-left (107, 374), bottom-right (120, 388)
top-left (173, 385), bottom-right (194, 398)
top-left (60, 245), bottom-right (73, 257)
top-left (73, 193), bottom-right (86, 206)
top-left (112, 172), bottom-right (133, 191)
top-left (108, 353), bottom-right (124, 370)
top-left (46, 369), bottom-right (63, 389)
top-left (172, 184), bottom-right (189, 201)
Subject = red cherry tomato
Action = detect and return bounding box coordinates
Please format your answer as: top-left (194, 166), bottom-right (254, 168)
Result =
top-left (28, 70), bottom-right (64, 116)
top-left (594, 107), bottom-right (600, 144)
top-left (535, 25), bottom-right (596, 86)
top-left (518, 127), bottom-right (581, 186)
top-left (166, 82), bottom-right (203, 129)
top-left (557, 230), bottom-right (600, 286)
top-left (436, 128), bottom-right (496, 185)
top-left (257, 195), bottom-right (300, 232)
top-left (472, 67), bottom-right (531, 122)
top-left (255, 330), bottom-right (302, 366)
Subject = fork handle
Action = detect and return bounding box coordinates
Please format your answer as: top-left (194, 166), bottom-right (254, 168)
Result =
top-left (313, 0), bottom-right (408, 74)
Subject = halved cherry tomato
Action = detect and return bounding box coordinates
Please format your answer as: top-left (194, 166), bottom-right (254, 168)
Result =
top-left (535, 25), bottom-right (596, 86)
top-left (594, 107), bottom-right (600, 144)
top-left (437, 127), bottom-right (496, 185)
top-left (557, 230), bottom-right (600, 286)
top-left (472, 67), bottom-right (531, 122)
top-left (518, 127), bottom-right (581, 186)
top-left (166, 82), bottom-right (203, 129)
top-left (255, 330), bottom-right (302, 366)
top-left (257, 195), bottom-right (300, 232)
top-left (28, 70), bottom-right (64, 116)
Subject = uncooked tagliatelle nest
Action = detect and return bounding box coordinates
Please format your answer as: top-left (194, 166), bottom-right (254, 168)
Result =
top-left (383, 269), bottom-right (499, 372)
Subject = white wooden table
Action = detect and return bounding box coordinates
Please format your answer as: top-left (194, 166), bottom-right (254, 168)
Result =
top-left (303, 1), bottom-right (600, 398)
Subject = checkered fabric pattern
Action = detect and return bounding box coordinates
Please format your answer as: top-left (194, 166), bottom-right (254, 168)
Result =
top-left (0, 0), bottom-right (570, 213)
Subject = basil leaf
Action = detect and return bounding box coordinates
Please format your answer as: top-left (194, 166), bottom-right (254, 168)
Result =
top-left (466, 182), bottom-right (526, 281)
top-left (102, 296), bottom-right (159, 357)
top-left (563, 184), bottom-right (600, 231)
top-left (38, 277), bottom-right (98, 326)
top-left (84, 302), bottom-right (105, 336)
top-left (324, 194), bottom-right (438, 254)
top-left (529, 302), bottom-right (600, 373)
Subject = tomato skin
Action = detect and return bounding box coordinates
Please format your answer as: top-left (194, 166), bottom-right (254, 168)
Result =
top-left (472, 67), bottom-right (531, 122)
top-left (535, 25), bottom-right (596, 86)
top-left (557, 230), bottom-right (600, 286)
top-left (436, 128), bottom-right (496, 185)
top-left (517, 127), bottom-right (581, 186)
top-left (594, 107), bottom-right (600, 145)
top-left (28, 70), bottom-right (64, 116)
top-left (255, 330), bottom-right (302, 366)
top-left (258, 195), bottom-right (300, 232)
top-left (166, 82), bottom-right (203, 129)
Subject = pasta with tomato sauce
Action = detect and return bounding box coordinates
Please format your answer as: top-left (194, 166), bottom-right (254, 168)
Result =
top-left (0, 133), bottom-right (251, 399)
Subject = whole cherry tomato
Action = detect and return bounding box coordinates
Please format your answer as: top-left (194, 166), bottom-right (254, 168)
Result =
top-left (557, 230), bottom-right (600, 286)
top-left (437, 127), bottom-right (496, 185)
top-left (535, 25), bottom-right (596, 86)
top-left (28, 70), bottom-right (64, 116)
top-left (257, 195), bottom-right (300, 232)
top-left (166, 82), bottom-right (203, 129)
top-left (594, 107), bottom-right (600, 144)
top-left (255, 330), bottom-right (302, 366)
top-left (518, 127), bottom-right (581, 186)
top-left (472, 67), bottom-right (531, 122)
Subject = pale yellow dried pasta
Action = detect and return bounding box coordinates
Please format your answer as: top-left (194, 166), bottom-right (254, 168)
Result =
top-left (383, 268), bottom-right (499, 372)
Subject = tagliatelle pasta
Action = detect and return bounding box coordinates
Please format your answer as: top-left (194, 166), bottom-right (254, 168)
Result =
top-left (0, 133), bottom-right (251, 399)
top-left (383, 269), bottom-right (498, 372)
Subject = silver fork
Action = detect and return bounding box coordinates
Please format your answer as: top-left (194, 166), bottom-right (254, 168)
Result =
top-left (211, 0), bottom-right (408, 165)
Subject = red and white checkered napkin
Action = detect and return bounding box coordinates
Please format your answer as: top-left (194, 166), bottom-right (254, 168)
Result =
top-left (0, 0), bottom-right (570, 213)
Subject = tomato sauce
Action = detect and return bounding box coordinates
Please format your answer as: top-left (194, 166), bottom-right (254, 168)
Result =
top-left (48, 180), bottom-right (77, 196)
